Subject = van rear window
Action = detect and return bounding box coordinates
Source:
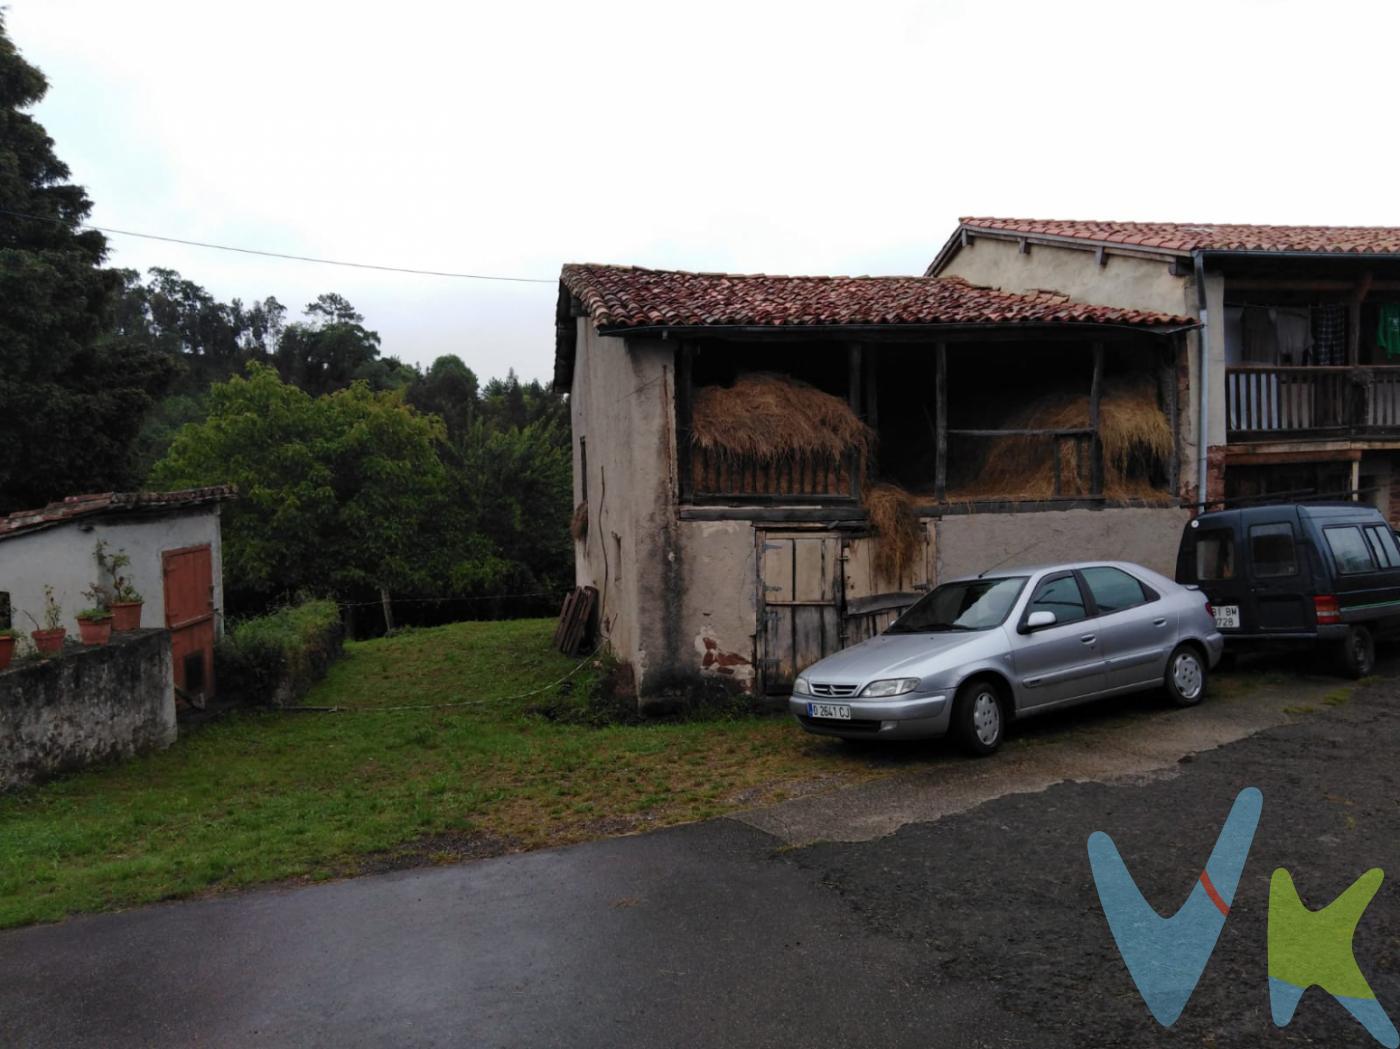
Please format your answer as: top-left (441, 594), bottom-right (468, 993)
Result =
top-left (1324, 526), bottom-right (1377, 575)
top-left (1195, 529), bottom-right (1236, 580)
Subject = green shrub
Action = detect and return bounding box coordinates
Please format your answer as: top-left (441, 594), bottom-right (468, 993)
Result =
top-left (215, 599), bottom-right (344, 706)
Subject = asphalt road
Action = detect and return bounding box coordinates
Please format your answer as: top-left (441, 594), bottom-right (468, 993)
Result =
top-left (5, 669), bottom-right (1400, 1048)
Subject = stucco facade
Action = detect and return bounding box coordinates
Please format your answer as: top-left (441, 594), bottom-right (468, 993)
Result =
top-left (0, 507), bottom-right (225, 641)
top-left (568, 314), bottom-right (1193, 706)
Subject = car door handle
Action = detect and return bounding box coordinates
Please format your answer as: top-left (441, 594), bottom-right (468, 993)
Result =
top-left (1080, 634), bottom-right (1096, 644)
top-left (1153, 618), bottom-right (1167, 627)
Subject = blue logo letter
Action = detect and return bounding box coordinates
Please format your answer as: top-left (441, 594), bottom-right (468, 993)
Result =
top-left (1087, 787), bottom-right (1262, 1025)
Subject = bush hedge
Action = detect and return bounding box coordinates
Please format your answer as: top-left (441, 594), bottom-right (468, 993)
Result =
top-left (215, 599), bottom-right (344, 707)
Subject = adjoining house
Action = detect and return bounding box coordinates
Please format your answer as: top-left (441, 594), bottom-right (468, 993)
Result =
top-left (0, 486), bottom-right (234, 701)
top-left (928, 220), bottom-right (1400, 518)
top-left (555, 264), bottom-right (1195, 705)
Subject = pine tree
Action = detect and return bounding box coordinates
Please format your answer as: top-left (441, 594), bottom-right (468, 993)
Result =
top-left (0, 16), bottom-right (173, 512)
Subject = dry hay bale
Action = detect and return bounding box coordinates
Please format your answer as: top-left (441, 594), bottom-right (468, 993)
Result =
top-left (570, 501), bottom-right (588, 542)
top-left (862, 483), bottom-right (922, 582)
top-left (952, 376), bottom-right (1173, 502)
top-left (691, 373), bottom-right (875, 467)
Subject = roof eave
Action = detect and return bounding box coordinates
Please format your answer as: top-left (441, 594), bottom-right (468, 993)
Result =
top-left (596, 319), bottom-right (1199, 341)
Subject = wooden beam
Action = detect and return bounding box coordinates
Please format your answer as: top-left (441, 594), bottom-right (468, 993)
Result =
top-left (1227, 278), bottom-right (1400, 292)
top-left (847, 343), bottom-right (863, 414)
top-left (935, 342), bottom-right (948, 502)
top-left (946, 427), bottom-right (1093, 438)
top-left (1095, 245), bottom-right (1107, 267)
top-left (1164, 339), bottom-right (1180, 499)
top-left (1224, 448), bottom-right (1363, 466)
top-left (1089, 341), bottom-right (1105, 496)
top-left (1018, 237), bottom-right (1030, 255)
top-left (864, 345), bottom-right (879, 429)
top-left (676, 341), bottom-right (695, 503)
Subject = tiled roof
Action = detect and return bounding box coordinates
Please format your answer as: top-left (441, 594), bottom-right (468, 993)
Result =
top-left (0, 486), bottom-right (236, 541)
top-left (957, 218), bottom-right (1400, 255)
top-left (560, 263), bottom-right (1195, 331)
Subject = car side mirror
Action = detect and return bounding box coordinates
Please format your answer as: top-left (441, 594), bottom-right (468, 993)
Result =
top-left (1025, 610), bottom-right (1057, 631)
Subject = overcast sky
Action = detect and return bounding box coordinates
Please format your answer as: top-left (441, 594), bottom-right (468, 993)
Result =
top-left (9, 0), bottom-right (1397, 383)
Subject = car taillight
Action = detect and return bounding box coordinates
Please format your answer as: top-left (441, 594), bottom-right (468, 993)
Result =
top-left (1314, 595), bottom-right (1341, 625)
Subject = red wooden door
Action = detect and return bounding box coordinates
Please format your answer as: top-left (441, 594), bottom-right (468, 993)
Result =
top-left (163, 544), bottom-right (215, 701)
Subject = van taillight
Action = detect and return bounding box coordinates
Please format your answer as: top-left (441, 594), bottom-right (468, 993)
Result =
top-left (1204, 600), bottom-right (1214, 617)
top-left (1314, 596), bottom-right (1341, 624)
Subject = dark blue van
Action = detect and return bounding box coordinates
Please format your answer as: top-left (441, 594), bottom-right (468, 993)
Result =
top-left (1174, 503), bottom-right (1400, 677)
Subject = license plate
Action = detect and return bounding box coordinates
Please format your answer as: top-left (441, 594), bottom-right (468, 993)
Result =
top-left (807, 702), bottom-right (852, 720)
top-left (1213, 605), bottom-right (1240, 629)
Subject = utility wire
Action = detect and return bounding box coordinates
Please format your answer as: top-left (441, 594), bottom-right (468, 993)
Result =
top-left (0, 207), bottom-right (555, 284)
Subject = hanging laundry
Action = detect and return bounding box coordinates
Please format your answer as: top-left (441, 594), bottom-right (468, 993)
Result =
top-left (1312, 304), bottom-right (1347, 365)
top-left (1242, 307), bottom-right (1276, 363)
top-left (1275, 308), bottom-right (1311, 365)
top-left (1379, 304), bottom-right (1400, 359)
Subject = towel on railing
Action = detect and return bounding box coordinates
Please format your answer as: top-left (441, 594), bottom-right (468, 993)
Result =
top-left (1379, 304), bottom-right (1400, 359)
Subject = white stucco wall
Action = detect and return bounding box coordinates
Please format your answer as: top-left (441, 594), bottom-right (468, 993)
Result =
top-left (934, 507), bottom-right (1191, 581)
top-left (0, 509), bottom-right (224, 639)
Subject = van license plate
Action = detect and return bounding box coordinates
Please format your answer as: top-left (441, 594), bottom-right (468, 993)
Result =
top-left (1213, 605), bottom-right (1240, 629)
top-left (807, 702), bottom-right (852, 720)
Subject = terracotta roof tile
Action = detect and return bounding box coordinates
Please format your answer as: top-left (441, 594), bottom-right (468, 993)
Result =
top-left (560, 264), bottom-right (1194, 332)
top-left (0, 486), bottom-right (237, 541)
top-left (959, 218), bottom-right (1400, 255)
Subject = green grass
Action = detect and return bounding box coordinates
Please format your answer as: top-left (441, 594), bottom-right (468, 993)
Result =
top-left (0, 620), bottom-right (882, 928)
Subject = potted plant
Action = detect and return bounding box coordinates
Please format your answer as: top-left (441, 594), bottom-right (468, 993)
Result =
top-left (95, 542), bottom-right (143, 630)
top-left (26, 586), bottom-right (66, 655)
top-left (0, 628), bottom-right (14, 671)
top-left (76, 607), bottom-right (114, 646)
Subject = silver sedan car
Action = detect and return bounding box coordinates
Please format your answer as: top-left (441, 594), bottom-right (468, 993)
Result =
top-left (790, 561), bottom-right (1223, 755)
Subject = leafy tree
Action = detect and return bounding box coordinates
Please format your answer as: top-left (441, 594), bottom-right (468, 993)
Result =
top-left (0, 18), bottom-right (174, 512)
top-left (151, 364), bottom-right (452, 608)
top-left (408, 354), bottom-right (479, 443)
top-left (274, 293), bottom-right (397, 396)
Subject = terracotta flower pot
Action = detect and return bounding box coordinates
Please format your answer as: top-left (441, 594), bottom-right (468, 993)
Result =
top-left (31, 627), bottom-right (66, 655)
top-left (110, 601), bottom-right (143, 631)
top-left (0, 635), bottom-right (13, 671)
top-left (76, 617), bottom-right (113, 646)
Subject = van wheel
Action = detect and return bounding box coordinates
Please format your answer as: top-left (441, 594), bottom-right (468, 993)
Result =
top-left (1335, 626), bottom-right (1375, 679)
top-left (1164, 645), bottom-right (1207, 707)
top-left (953, 678), bottom-right (1005, 756)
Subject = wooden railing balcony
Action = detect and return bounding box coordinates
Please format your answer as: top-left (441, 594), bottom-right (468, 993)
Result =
top-left (1226, 365), bottom-right (1400, 439)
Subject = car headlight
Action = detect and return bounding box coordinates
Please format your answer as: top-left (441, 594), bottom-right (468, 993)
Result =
top-left (859, 678), bottom-right (920, 698)
top-left (793, 676), bottom-right (811, 695)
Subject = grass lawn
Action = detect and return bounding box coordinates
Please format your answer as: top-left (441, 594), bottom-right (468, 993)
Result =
top-left (0, 619), bottom-right (889, 928)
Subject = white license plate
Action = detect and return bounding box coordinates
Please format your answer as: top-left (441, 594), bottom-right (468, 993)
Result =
top-left (807, 702), bottom-right (852, 720)
top-left (1213, 605), bottom-right (1240, 629)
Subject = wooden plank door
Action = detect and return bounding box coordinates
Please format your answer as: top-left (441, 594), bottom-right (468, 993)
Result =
top-left (163, 544), bottom-right (215, 702)
top-left (757, 533), bottom-right (842, 694)
top-left (841, 526), bottom-right (934, 645)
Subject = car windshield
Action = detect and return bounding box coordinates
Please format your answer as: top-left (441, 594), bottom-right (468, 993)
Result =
top-left (886, 576), bottom-right (1028, 634)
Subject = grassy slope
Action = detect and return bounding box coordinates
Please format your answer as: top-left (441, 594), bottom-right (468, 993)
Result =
top-left (0, 620), bottom-right (882, 928)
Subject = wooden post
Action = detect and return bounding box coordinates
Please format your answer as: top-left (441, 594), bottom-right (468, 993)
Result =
top-left (1164, 339), bottom-right (1181, 501)
top-left (677, 341), bottom-right (695, 502)
top-left (379, 587), bottom-right (395, 633)
top-left (935, 343), bottom-right (948, 502)
top-left (1089, 341), bottom-right (1104, 497)
top-left (864, 345), bottom-right (879, 429)
top-left (849, 343), bottom-right (864, 499)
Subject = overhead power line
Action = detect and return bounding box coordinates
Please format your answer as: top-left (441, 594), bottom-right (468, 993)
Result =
top-left (0, 207), bottom-right (556, 284)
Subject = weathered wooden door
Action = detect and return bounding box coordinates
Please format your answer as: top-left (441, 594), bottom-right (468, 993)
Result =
top-left (757, 533), bottom-right (842, 695)
top-left (163, 544), bottom-right (215, 701)
top-left (842, 527), bottom-right (934, 645)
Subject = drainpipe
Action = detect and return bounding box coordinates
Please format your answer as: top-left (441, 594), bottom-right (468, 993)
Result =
top-left (1193, 251), bottom-right (1211, 509)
